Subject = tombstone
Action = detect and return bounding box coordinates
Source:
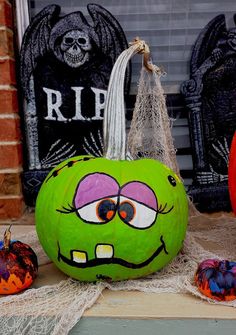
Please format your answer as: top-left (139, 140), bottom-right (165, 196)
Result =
top-left (20, 4), bottom-right (129, 205)
top-left (181, 14), bottom-right (236, 212)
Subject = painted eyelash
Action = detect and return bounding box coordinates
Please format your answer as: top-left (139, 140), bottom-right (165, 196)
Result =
top-left (158, 203), bottom-right (174, 214)
top-left (56, 204), bottom-right (77, 214)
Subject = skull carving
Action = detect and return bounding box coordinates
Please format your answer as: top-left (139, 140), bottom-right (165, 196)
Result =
top-left (60, 30), bottom-right (92, 68)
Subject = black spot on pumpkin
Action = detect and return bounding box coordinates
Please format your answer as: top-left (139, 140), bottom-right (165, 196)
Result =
top-left (168, 175), bottom-right (176, 187)
top-left (67, 161), bottom-right (75, 167)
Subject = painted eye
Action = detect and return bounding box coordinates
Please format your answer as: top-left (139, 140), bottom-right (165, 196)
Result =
top-left (118, 196), bottom-right (157, 229)
top-left (119, 200), bottom-right (136, 223)
top-left (168, 175), bottom-right (176, 187)
top-left (77, 197), bottom-right (117, 224)
top-left (96, 199), bottom-right (117, 221)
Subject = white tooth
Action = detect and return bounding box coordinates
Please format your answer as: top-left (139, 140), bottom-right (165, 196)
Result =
top-left (72, 251), bottom-right (87, 263)
top-left (96, 244), bottom-right (114, 258)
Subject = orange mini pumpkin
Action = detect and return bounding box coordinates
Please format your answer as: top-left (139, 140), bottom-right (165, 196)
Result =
top-left (0, 226), bottom-right (38, 294)
top-left (195, 259), bottom-right (236, 301)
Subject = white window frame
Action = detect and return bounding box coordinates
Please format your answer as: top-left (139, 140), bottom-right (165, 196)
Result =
top-left (15, 0), bottom-right (30, 47)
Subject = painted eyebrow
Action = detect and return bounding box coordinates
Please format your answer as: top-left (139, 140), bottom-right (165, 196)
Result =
top-left (74, 173), bottom-right (119, 209)
top-left (120, 181), bottom-right (157, 211)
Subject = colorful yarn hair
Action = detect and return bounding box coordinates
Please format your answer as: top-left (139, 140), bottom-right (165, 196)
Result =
top-left (195, 259), bottom-right (236, 301)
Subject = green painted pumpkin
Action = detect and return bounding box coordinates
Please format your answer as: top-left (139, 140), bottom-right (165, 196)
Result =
top-left (35, 155), bottom-right (188, 282)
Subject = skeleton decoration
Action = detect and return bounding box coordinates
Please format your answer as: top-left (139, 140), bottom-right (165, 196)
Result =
top-left (20, 4), bottom-right (129, 205)
top-left (181, 14), bottom-right (236, 212)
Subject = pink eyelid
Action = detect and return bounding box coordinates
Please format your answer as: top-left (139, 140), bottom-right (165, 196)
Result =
top-left (74, 173), bottom-right (119, 209)
top-left (120, 182), bottom-right (157, 211)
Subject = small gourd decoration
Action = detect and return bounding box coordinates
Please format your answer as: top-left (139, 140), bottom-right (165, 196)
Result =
top-left (195, 259), bottom-right (236, 301)
top-left (0, 226), bottom-right (38, 294)
top-left (36, 40), bottom-right (188, 282)
top-left (205, 134), bottom-right (236, 301)
top-left (228, 132), bottom-right (236, 213)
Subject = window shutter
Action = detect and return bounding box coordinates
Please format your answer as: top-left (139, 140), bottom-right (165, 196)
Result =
top-left (29, 0), bottom-right (236, 93)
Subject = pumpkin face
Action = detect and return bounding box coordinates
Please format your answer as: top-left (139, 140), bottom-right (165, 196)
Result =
top-left (0, 238), bottom-right (38, 294)
top-left (36, 156), bottom-right (188, 281)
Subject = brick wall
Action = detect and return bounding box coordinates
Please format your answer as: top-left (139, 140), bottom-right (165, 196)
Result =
top-left (0, 0), bottom-right (24, 220)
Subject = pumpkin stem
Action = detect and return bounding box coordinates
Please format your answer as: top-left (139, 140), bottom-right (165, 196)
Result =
top-left (3, 225), bottom-right (12, 250)
top-left (103, 40), bottom-right (150, 160)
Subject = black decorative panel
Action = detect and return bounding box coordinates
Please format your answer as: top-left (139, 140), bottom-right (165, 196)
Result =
top-left (23, 170), bottom-right (50, 206)
top-left (181, 14), bottom-right (236, 212)
top-left (19, 4), bottom-right (129, 205)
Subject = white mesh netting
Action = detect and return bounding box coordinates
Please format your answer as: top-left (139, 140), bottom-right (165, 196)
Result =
top-left (127, 67), bottom-right (179, 175)
top-left (1, 43), bottom-right (235, 334)
top-left (1, 213), bottom-right (236, 334)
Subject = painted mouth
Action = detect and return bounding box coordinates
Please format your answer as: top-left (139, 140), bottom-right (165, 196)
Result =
top-left (57, 236), bottom-right (168, 269)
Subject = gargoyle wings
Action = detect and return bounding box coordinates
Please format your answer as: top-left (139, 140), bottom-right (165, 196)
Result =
top-left (20, 5), bottom-right (61, 101)
top-left (88, 4), bottom-right (130, 93)
top-left (190, 14), bottom-right (227, 74)
top-left (88, 4), bottom-right (128, 65)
